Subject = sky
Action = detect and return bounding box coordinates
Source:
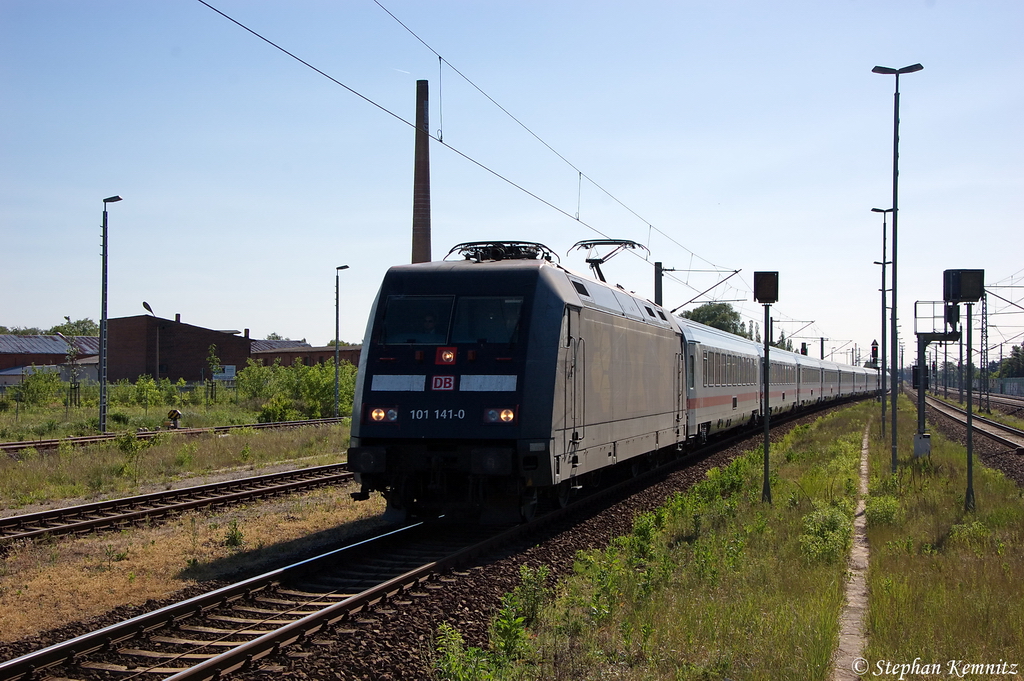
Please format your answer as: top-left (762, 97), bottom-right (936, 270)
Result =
top-left (2, 0), bottom-right (1022, 365)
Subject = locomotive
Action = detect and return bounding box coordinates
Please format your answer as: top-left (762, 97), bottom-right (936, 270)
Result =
top-left (346, 241), bottom-right (876, 522)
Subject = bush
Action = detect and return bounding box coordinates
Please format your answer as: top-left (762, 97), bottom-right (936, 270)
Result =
top-left (865, 495), bottom-right (904, 526)
top-left (799, 506), bottom-right (852, 563)
top-left (20, 369), bottom-right (63, 406)
top-left (257, 394), bottom-right (300, 423)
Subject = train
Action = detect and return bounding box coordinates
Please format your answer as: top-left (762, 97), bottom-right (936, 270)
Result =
top-left (346, 241), bottom-right (877, 522)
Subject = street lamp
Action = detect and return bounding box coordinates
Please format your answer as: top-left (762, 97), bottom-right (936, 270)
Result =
top-left (334, 265), bottom-right (350, 418)
top-left (872, 207), bottom-right (893, 437)
top-left (143, 302), bottom-right (159, 381)
top-left (872, 62), bottom-right (923, 474)
top-left (99, 195), bottom-right (122, 433)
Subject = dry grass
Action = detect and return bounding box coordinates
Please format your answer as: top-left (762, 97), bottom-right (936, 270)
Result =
top-left (1, 423), bottom-right (350, 511)
top-left (0, 482), bottom-right (386, 642)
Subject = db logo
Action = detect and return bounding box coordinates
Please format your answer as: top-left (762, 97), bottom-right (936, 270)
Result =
top-left (432, 376), bottom-right (455, 391)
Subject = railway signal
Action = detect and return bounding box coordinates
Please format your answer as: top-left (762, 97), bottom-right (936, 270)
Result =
top-left (754, 271), bottom-right (779, 504)
top-left (944, 268), bottom-right (985, 511)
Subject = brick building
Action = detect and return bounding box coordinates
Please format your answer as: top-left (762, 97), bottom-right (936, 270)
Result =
top-left (250, 344), bottom-right (361, 368)
top-left (0, 335), bottom-right (99, 372)
top-left (108, 315), bottom-right (252, 382)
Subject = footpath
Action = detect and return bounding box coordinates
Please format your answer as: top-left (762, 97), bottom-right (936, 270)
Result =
top-left (831, 427), bottom-right (871, 681)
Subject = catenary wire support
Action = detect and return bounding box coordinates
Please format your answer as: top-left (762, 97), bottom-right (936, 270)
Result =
top-left (436, 55), bottom-right (443, 142)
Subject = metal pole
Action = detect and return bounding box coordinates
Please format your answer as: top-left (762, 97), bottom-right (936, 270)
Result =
top-left (965, 302), bottom-right (975, 511)
top-left (889, 72), bottom-right (901, 475)
top-left (762, 302), bottom-right (772, 504)
top-left (654, 261), bottom-right (663, 307)
top-left (334, 270), bottom-right (340, 418)
top-left (100, 205), bottom-right (108, 433)
top-left (958, 333), bottom-right (964, 402)
top-left (333, 265), bottom-right (349, 418)
top-left (881, 213), bottom-right (887, 437)
top-left (917, 336), bottom-right (927, 434)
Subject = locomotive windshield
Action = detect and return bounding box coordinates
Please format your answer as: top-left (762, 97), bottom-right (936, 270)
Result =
top-left (381, 295), bottom-right (454, 344)
top-left (379, 295), bottom-right (523, 345)
top-left (451, 296), bottom-right (523, 344)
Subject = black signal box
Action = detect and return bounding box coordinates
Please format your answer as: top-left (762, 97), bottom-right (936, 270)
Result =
top-left (754, 271), bottom-right (779, 304)
top-left (943, 269), bottom-right (984, 303)
top-left (912, 364), bottom-right (930, 390)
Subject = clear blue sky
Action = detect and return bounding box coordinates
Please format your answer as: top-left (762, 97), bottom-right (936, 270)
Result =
top-left (2, 1), bottom-right (1021, 363)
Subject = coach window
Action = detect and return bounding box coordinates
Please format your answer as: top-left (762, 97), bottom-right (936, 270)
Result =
top-left (702, 351), bottom-right (708, 387)
top-left (381, 295), bottom-right (454, 344)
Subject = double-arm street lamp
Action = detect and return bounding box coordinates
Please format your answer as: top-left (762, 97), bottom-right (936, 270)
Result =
top-left (334, 265), bottom-right (350, 418)
top-left (872, 63), bottom-right (923, 474)
top-left (99, 195), bottom-right (122, 433)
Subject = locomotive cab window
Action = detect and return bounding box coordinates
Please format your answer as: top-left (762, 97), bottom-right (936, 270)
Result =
top-left (451, 297), bottom-right (524, 345)
top-left (381, 295), bottom-right (454, 344)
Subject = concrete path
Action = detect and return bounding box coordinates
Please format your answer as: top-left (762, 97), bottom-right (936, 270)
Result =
top-left (831, 426), bottom-right (871, 680)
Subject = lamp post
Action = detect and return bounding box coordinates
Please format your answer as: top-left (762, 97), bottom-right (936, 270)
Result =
top-left (873, 62), bottom-right (923, 474)
top-left (334, 265), bottom-right (350, 418)
top-left (872, 207), bottom-right (893, 437)
top-left (99, 195), bottom-right (122, 433)
top-left (143, 302), bottom-right (159, 382)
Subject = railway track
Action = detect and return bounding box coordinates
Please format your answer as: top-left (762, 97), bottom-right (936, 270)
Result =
top-left (0, 417), bottom-right (347, 455)
top-left (0, 476), bottom-right (615, 681)
top-left (923, 393), bottom-right (1024, 453)
top-left (0, 463), bottom-right (352, 545)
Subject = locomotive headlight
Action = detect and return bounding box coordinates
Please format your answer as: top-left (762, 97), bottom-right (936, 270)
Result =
top-left (483, 407), bottom-right (516, 424)
top-left (435, 347), bottom-right (457, 364)
top-left (370, 408), bottom-right (399, 422)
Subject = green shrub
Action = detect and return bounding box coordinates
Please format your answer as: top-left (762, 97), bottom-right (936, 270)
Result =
top-left (865, 495), bottom-right (904, 526)
top-left (257, 394), bottom-right (300, 423)
top-left (799, 506), bottom-right (852, 563)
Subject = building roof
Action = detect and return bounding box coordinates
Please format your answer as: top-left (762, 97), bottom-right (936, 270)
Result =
top-left (251, 344), bottom-right (361, 355)
top-left (249, 339), bottom-right (312, 353)
top-left (0, 335), bottom-right (100, 356)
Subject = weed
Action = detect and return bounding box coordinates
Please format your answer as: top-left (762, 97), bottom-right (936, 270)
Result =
top-left (434, 622), bottom-right (495, 681)
top-left (104, 544), bottom-right (129, 570)
top-left (223, 520), bottom-right (244, 548)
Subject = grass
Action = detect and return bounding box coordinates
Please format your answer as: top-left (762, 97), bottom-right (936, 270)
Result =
top-left (0, 415), bottom-right (386, 643)
top-left (0, 399), bottom-right (270, 443)
top-left (863, 397), bottom-right (1024, 666)
top-left (434, 397), bottom-right (1024, 679)
top-left (0, 485), bottom-right (387, 642)
top-left (0, 422), bottom-right (350, 509)
top-left (435, 403), bottom-right (872, 680)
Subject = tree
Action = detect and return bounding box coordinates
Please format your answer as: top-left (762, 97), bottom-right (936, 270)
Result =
top-left (206, 344), bottom-right (222, 378)
top-left (0, 325), bottom-right (45, 335)
top-left (680, 303), bottom-right (750, 338)
top-left (772, 330), bottom-right (794, 352)
top-left (48, 317), bottom-right (99, 336)
top-left (265, 332), bottom-right (287, 340)
top-left (996, 345), bottom-right (1024, 378)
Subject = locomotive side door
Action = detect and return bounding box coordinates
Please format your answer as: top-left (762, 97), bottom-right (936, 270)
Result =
top-left (560, 306), bottom-right (585, 482)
